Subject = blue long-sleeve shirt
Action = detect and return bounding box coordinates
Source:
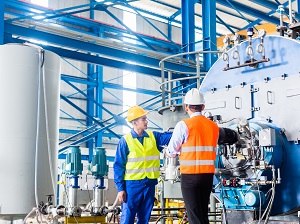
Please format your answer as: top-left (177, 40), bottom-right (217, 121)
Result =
top-left (113, 129), bottom-right (172, 192)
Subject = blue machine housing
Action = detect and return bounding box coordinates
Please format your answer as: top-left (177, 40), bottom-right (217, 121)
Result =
top-left (200, 35), bottom-right (300, 215)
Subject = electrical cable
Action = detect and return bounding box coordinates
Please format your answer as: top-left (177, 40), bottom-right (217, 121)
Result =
top-left (34, 48), bottom-right (43, 208)
top-left (41, 49), bottom-right (56, 195)
top-left (23, 207), bottom-right (39, 224)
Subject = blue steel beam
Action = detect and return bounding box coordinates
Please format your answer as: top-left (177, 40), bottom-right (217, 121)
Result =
top-left (122, 2), bottom-right (181, 52)
top-left (61, 74), bottom-right (160, 95)
top-left (5, 0), bottom-right (181, 53)
top-left (243, 0), bottom-right (297, 29)
top-left (4, 24), bottom-right (195, 76)
top-left (60, 94), bottom-right (120, 139)
top-left (151, 0), bottom-right (240, 31)
top-left (95, 64), bottom-right (103, 147)
top-left (0, 1), bottom-right (3, 44)
top-left (87, 5), bottom-right (95, 159)
top-left (59, 128), bottom-right (119, 139)
top-left (216, 14), bottom-right (235, 34)
top-left (6, 0), bottom-right (138, 22)
top-left (59, 124), bottom-right (97, 145)
top-left (217, 0), bottom-right (287, 25)
top-left (59, 122), bottom-right (119, 154)
top-left (86, 69), bottom-right (95, 157)
top-left (5, 36), bottom-right (162, 76)
top-left (249, 0), bottom-right (300, 21)
top-left (95, 5), bottom-right (156, 51)
top-left (61, 74), bottom-right (97, 86)
top-left (202, 0), bottom-right (217, 71)
top-left (6, 1), bottom-right (98, 22)
top-left (63, 78), bottom-right (115, 117)
top-left (103, 82), bottom-right (161, 96)
top-left (182, 0), bottom-right (195, 53)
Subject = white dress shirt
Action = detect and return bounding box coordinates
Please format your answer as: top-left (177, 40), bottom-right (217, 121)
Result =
top-left (167, 112), bottom-right (202, 157)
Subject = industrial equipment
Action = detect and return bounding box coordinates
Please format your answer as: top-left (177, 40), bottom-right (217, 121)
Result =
top-left (201, 34), bottom-right (300, 223)
top-left (0, 44), bottom-right (61, 220)
top-left (62, 145), bottom-right (84, 217)
top-left (159, 33), bottom-right (300, 223)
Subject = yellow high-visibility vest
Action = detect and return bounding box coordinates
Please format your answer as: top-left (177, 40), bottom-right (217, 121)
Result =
top-left (124, 131), bottom-right (160, 180)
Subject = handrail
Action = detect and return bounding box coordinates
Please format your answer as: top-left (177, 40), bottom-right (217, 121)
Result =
top-left (159, 50), bottom-right (220, 108)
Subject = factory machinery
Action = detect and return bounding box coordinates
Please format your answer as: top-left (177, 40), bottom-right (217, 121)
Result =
top-left (160, 29), bottom-right (300, 223)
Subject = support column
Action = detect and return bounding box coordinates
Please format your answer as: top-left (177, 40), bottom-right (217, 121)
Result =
top-left (95, 64), bottom-right (103, 147)
top-left (87, 2), bottom-right (96, 160)
top-left (87, 63), bottom-right (95, 160)
top-left (0, 1), bottom-right (4, 45)
top-left (181, 0), bottom-right (195, 53)
top-left (202, 0), bottom-right (217, 71)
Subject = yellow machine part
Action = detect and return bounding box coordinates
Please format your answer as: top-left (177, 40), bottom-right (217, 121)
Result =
top-left (65, 216), bottom-right (106, 224)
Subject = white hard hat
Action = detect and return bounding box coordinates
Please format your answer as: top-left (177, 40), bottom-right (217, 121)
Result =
top-left (184, 88), bottom-right (205, 105)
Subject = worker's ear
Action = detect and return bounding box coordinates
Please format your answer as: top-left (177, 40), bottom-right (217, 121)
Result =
top-left (185, 104), bottom-right (189, 112)
top-left (202, 105), bottom-right (205, 111)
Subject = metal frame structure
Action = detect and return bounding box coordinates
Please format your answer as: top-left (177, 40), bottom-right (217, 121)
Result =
top-left (1, 0), bottom-right (299, 160)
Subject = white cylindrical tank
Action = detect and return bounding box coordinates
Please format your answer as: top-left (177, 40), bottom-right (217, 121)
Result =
top-left (0, 44), bottom-right (61, 219)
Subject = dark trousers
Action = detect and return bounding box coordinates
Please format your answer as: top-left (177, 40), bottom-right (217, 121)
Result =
top-left (181, 173), bottom-right (214, 224)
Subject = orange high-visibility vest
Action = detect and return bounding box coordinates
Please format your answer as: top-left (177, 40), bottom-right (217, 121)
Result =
top-left (180, 115), bottom-right (219, 174)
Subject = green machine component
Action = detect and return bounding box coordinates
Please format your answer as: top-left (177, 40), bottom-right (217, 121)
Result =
top-left (91, 147), bottom-right (108, 178)
top-left (63, 146), bottom-right (83, 176)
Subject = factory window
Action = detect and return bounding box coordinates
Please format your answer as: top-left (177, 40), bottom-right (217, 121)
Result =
top-left (123, 10), bottom-right (137, 133)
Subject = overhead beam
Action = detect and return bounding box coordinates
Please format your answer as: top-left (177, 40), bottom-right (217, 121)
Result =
top-left (249, 0), bottom-right (300, 21)
top-left (217, 0), bottom-right (286, 25)
top-left (4, 23), bottom-right (196, 76)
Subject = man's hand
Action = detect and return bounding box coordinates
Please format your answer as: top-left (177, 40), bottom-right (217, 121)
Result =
top-left (118, 190), bottom-right (126, 203)
top-left (164, 146), bottom-right (177, 158)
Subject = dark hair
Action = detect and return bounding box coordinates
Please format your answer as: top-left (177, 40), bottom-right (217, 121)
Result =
top-left (188, 104), bottom-right (203, 112)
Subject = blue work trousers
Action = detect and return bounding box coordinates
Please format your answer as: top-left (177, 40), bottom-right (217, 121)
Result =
top-left (120, 184), bottom-right (155, 224)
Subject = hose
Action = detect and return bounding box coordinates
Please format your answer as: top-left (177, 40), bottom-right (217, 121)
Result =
top-left (42, 52), bottom-right (57, 196)
top-left (111, 194), bottom-right (119, 208)
top-left (23, 207), bottom-right (39, 224)
top-left (34, 47), bottom-right (43, 207)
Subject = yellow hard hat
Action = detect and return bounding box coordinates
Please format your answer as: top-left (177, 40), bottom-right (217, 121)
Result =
top-left (127, 106), bottom-right (148, 122)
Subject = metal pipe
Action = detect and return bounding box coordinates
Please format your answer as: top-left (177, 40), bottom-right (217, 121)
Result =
top-left (168, 71), bottom-right (172, 106)
top-left (67, 187), bottom-right (78, 214)
top-left (210, 194), bottom-right (216, 222)
top-left (196, 53), bottom-right (200, 88)
top-left (161, 62), bottom-right (165, 107)
top-left (289, 0), bottom-right (293, 24)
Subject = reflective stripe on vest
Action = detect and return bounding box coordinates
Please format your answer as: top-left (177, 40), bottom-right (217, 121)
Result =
top-left (124, 131), bottom-right (160, 180)
top-left (180, 116), bottom-right (219, 174)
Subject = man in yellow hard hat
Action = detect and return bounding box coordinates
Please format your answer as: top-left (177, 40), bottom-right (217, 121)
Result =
top-left (113, 105), bottom-right (172, 224)
top-left (166, 88), bottom-right (219, 224)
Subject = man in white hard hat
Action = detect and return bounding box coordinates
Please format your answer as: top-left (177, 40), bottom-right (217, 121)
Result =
top-left (114, 105), bottom-right (172, 224)
top-left (166, 88), bottom-right (219, 224)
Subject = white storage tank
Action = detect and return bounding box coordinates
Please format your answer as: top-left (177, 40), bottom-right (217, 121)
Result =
top-left (0, 44), bottom-right (61, 219)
